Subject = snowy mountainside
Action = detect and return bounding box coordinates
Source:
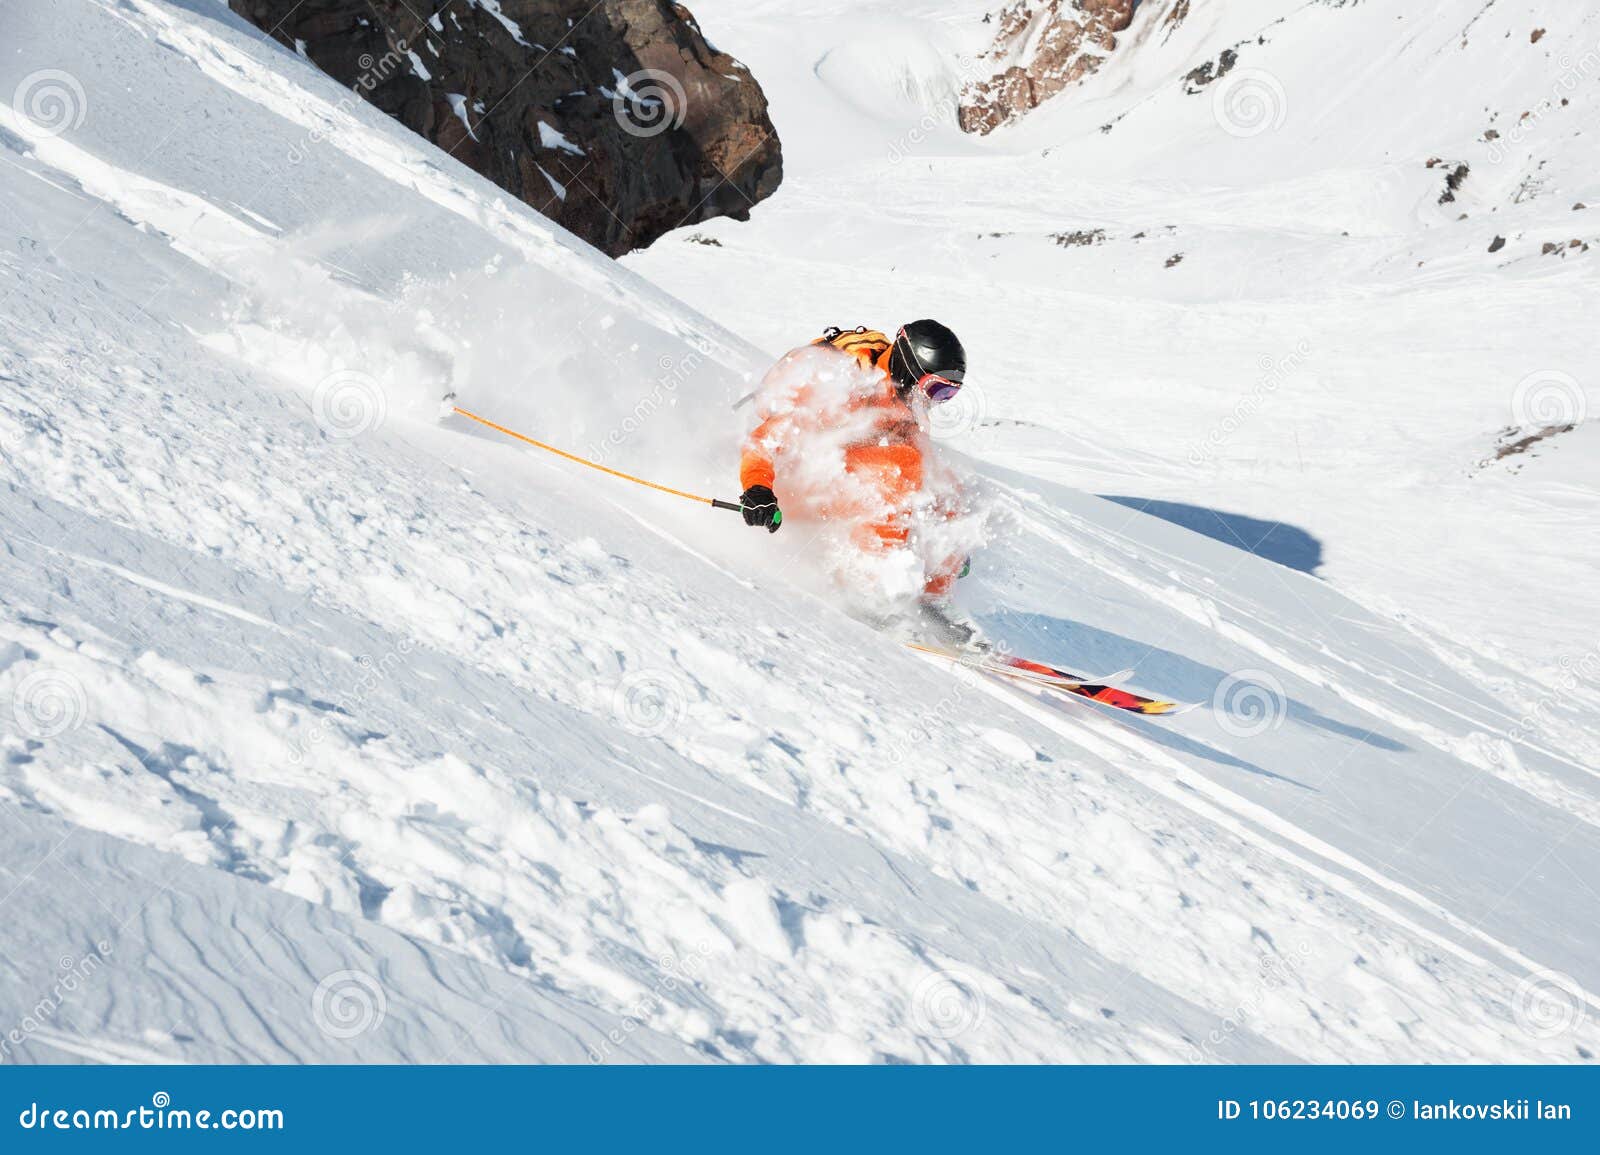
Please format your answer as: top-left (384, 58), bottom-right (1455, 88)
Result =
top-left (630, 0), bottom-right (1600, 675)
top-left (1, 0), bottom-right (1598, 1064)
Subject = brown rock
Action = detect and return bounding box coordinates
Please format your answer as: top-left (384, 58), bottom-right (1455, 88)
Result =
top-left (1181, 48), bottom-right (1237, 94)
top-left (229, 0), bottom-right (781, 255)
top-left (958, 0), bottom-right (1136, 135)
top-left (1051, 228), bottom-right (1106, 247)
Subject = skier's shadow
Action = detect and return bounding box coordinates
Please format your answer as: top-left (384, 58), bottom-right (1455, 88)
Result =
top-left (973, 609), bottom-right (1406, 785)
top-left (1031, 692), bottom-right (1317, 791)
top-left (1098, 497), bottom-right (1325, 575)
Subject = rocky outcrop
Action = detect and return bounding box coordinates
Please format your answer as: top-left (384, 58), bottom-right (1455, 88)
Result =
top-left (1181, 47), bottom-right (1237, 94)
top-left (959, 0), bottom-right (1136, 135)
top-left (230, 0), bottom-right (781, 255)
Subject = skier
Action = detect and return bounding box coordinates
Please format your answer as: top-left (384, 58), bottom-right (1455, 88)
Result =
top-left (737, 320), bottom-right (973, 612)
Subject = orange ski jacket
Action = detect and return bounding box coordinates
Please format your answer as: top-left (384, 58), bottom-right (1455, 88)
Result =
top-left (738, 328), bottom-right (925, 548)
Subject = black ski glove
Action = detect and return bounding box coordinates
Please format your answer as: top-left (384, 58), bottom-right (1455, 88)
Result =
top-left (740, 485), bottom-right (783, 533)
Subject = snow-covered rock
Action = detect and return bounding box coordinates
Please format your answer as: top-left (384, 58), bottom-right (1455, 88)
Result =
top-left (959, 0), bottom-right (1136, 134)
top-left (228, 0), bottom-right (782, 254)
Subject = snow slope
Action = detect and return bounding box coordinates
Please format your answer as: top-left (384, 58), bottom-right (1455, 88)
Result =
top-left (629, 0), bottom-right (1600, 676)
top-left (1, 0), bottom-right (1598, 1063)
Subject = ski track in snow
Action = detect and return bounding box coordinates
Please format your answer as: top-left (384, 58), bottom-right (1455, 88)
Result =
top-left (0, 0), bottom-right (1596, 1064)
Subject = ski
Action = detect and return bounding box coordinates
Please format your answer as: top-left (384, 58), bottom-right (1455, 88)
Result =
top-left (905, 642), bottom-right (1119, 686)
top-left (908, 644), bottom-right (1190, 716)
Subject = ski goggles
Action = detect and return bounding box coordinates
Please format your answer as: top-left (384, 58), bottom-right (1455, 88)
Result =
top-left (917, 371), bottom-right (964, 404)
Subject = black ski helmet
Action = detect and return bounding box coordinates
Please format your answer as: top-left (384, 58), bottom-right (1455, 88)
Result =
top-left (888, 320), bottom-right (966, 394)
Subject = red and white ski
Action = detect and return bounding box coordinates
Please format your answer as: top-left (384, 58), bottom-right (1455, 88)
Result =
top-left (908, 644), bottom-right (1191, 716)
